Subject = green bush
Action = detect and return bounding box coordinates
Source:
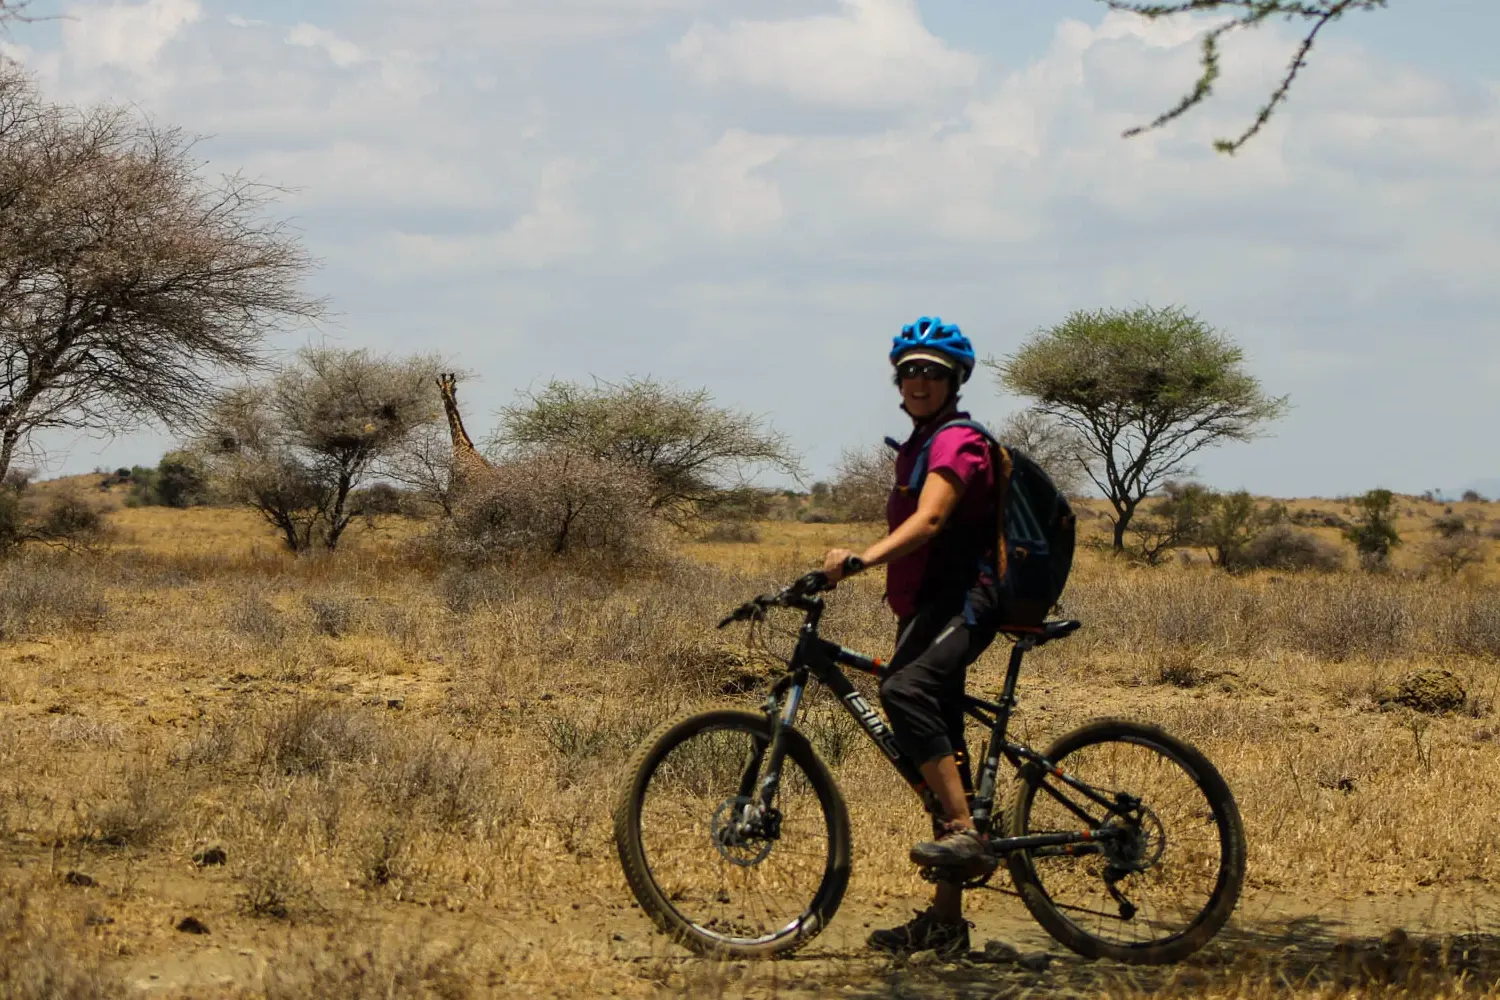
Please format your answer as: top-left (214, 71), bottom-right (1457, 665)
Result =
top-left (1231, 524), bottom-right (1342, 572)
top-left (1344, 488), bottom-right (1401, 568)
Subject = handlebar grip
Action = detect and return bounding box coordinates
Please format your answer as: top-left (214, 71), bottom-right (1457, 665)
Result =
top-left (842, 554), bottom-right (866, 576)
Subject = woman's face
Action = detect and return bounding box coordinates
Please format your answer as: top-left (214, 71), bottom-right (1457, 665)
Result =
top-left (899, 362), bottom-right (953, 420)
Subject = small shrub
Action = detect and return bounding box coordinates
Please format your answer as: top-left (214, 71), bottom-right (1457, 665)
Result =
top-left (89, 766), bottom-right (169, 847)
top-left (231, 592), bottom-right (288, 647)
top-left (1462, 489), bottom-right (1487, 503)
top-left (368, 738), bottom-right (491, 829)
top-left (1431, 513), bottom-right (1470, 538)
top-left (306, 594), bottom-right (359, 638)
top-left (357, 825), bottom-right (410, 888)
top-left (438, 449), bottom-right (662, 564)
top-left (0, 559), bottom-right (108, 639)
top-left (1290, 508), bottom-right (1349, 530)
top-left (1423, 534), bottom-right (1485, 577)
top-left (802, 708), bottom-right (866, 769)
top-left (0, 489), bottom-right (106, 555)
top-left (170, 717), bottom-right (240, 769)
top-left (239, 856), bottom-right (307, 920)
top-left (256, 701), bottom-right (382, 776)
top-left (798, 510), bottom-right (834, 524)
top-left (352, 482), bottom-right (407, 517)
top-left (1155, 649), bottom-right (1210, 688)
top-left (1231, 525), bottom-right (1342, 572)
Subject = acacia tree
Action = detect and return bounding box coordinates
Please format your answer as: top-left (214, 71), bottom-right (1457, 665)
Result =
top-left (499, 377), bottom-right (801, 523)
top-left (992, 305), bottom-right (1287, 552)
top-left (1101, 1), bottom-right (1387, 153)
top-left (0, 71), bottom-right (317, 482)
top-left (204, 348), bottom-right (442, 551)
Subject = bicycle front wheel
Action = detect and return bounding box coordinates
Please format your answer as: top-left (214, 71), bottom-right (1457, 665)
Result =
top-left (613, 709), bottom-right (851, 958)
top-left (1005, 718), bottom-right (1245, 965)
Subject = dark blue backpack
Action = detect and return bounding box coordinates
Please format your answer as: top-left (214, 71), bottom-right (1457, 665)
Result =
top-left (891, 419), bottom-right (1076, 625)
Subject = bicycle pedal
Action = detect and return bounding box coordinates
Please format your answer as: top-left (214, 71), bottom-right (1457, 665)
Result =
top-left (919, 855), bottom-right (997, 885)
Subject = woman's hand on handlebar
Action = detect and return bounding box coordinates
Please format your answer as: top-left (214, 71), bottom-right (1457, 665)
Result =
top-left (821, 548), bottom-right (866, 584)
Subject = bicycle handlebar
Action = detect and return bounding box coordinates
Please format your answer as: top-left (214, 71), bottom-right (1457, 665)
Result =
top-left (715, 556), bottom-right (865, 629)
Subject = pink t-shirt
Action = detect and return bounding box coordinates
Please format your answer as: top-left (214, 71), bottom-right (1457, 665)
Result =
top-left (884, 416), bottom-right (997, 618)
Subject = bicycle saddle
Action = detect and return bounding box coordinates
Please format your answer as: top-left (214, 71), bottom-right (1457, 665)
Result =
top-left (1001, 619), bottom-right (1081, 644)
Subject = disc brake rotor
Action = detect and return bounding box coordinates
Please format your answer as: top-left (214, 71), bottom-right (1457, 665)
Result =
top-left (710, 796), bottom-right (776, 867)
top-left (1104, 803), bottom-right (1166, 873)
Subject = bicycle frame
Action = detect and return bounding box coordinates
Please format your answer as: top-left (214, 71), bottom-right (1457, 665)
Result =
top-left (750, 598), bottom-right (1131, 859)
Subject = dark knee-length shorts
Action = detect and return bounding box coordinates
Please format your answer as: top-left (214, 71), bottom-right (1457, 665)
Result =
top-left (879, 584), bottom-right (1000, 771)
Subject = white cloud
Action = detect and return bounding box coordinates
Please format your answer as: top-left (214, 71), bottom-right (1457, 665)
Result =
top-left (6, 3), bottom-right (1500, 494)
top-left (62, 0), bottom-right (202, 77)
top-left (672, 0), bottom-right (980, 111)
top-left (287, 23), bottom-right (365, 69)
top-left (677, 130), bottom-right (792, 236)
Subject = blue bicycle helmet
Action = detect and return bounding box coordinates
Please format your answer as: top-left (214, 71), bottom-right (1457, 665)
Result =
top-left (890, 316), bottom-right (976, 383)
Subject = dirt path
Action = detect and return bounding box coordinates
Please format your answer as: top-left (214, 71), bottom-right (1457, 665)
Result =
top-left (69, 856), bottom-right (1500, 998)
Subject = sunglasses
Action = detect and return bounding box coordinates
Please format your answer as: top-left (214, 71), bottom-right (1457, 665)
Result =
top-left (897, 360), bottom-right (952, 382)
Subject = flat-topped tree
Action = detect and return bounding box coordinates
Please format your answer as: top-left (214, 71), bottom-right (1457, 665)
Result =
top-left (990, 305), bottom-right (1287, 552)
top-left (0, 71), bottom-right (318, 482)
top-left (498, 377), bottom-right (801, 525)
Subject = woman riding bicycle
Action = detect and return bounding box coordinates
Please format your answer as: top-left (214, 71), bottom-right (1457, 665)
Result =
top-left (821, 316), bottom-right (1003, 958)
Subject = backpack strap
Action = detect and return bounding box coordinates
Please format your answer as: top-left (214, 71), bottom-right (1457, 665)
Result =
top-left (901, 419), bottom-right (996, 495)
top-left (992, 443), bottom-right (1013, 583)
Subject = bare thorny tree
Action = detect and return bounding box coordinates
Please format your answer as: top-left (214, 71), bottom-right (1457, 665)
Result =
top-left (0, 70), bottom-right (318, 483)
top-left (1104, 1), bottom-right (1389, 153)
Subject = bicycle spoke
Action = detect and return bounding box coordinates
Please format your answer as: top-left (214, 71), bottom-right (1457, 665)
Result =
top-left (1019, 737), bottom-right (1226, 951)
top-left (636, 723), bottom-right (832, 944)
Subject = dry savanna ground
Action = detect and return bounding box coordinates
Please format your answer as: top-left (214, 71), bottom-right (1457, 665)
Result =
top-left (3, 479), bottom-right (1500, 998)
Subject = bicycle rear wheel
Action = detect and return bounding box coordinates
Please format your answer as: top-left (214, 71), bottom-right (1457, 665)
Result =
top-left (1005, 717), bottom-right (1245, 965)
top-left (613, 709), bottom-right (851, 958)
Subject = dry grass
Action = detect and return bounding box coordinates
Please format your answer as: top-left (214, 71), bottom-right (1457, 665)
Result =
top-left (0, 495), bottom-right (1497, 997)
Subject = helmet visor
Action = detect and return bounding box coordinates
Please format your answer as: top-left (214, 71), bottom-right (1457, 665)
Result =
top-left (892, 349), bottom-right (957, 371)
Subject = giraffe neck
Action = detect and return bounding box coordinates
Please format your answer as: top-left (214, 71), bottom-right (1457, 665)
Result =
top-left (440, 384), bottom-right (477, 455)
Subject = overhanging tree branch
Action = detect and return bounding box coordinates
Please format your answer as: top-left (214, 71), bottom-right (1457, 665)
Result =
top-left (1103, 0), bottom-right (1388, 153)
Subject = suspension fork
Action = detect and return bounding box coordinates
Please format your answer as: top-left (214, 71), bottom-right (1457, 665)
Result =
top-left (742, 628), bottom-right (816, 813)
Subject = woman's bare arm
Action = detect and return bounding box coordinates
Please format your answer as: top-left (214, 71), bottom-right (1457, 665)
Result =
top-left (822, 468), bottom-right (964, 581)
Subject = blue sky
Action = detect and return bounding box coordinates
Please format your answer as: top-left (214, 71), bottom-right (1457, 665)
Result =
top-left (5, 0), bottom-right (1499, 497)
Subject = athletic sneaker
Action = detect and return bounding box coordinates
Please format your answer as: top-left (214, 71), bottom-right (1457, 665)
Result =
top-left (910, 822), bottom-right (995, 871)
top-left (867, 908), bottom-right (971, 958)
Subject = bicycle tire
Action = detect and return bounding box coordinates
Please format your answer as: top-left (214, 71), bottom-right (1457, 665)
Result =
top-left (1005, 717), bottom-right (1245, 965)
top-left (613, 708), bottom-right (852, 958)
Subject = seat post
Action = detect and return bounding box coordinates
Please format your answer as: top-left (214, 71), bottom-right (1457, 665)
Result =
top-left (998, 636), bottom-right (1033, 716)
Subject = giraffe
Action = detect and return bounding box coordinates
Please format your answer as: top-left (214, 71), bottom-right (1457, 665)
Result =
top-left (436, 373), bottom-right (500, 510)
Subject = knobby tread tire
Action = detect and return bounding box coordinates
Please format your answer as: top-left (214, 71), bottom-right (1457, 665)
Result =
top-left (1004, 717), bottom-right (1246, 965)
top-left (613, 708), bottom-right (852, 959)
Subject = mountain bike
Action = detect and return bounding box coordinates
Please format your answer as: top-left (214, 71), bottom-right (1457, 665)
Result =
top-left (613, 567), bottom-right (1245, 964)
